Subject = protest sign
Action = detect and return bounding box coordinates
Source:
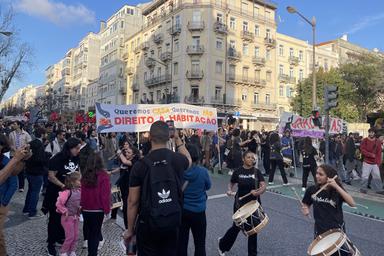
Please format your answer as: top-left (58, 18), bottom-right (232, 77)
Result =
top-left (96, 103), bottom-right (218, 133)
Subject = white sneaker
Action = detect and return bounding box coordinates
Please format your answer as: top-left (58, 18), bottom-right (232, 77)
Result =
top-left (268, 182), bottom-right (274, 185)
top-left (283, 183), bottom-right (291, 186)
top-left (69, 252), bottom-right (76, 256)
top-left (228, 170), bottom-right (233, 176)
top-left (302, 187), bottom-right (306, 192)
top-left (218, 237), bottom-right (225, 256)
top-left (98, 239), bottom-right (104, 250)
top-left (59, 253), bottom-right (68, 256)
top-left (82, 240), bottom-right (88, 248)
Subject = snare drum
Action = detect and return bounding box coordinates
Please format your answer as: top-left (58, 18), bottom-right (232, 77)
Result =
top-left (232, 200), bottom-right (269, 236)
top-left (111, 187), bottom-right (123, 209)
top-left (307, 229), bottom-right (360, 256)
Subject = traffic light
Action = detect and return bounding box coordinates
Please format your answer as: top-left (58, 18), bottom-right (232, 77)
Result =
top-left (312, 109), bottom-right (322, 127)
top-left (324, 85), bottom-right (338, 111)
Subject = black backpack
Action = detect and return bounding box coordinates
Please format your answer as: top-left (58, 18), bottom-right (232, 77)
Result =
top-left (139, 153), bottom-right (182, 231)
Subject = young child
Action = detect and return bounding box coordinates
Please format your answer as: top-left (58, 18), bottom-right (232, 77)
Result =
top-left (56, 172), bottom-right (81, 256)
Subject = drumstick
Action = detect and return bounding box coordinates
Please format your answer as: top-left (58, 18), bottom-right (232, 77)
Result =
top-left (312, 175), bottom-right (338, 198)
top-left (239, 188), bottom-right (262, 201)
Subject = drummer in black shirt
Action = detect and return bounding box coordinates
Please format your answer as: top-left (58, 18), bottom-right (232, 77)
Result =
top-left (302, 164), bottom-right (355, 237)
top-left (218, 151), bottom-right (266, 256)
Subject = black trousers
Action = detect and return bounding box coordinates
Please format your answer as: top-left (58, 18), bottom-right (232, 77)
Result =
top-left (121, 185), bottom-right (129, 229)
top-left (18, 170), bottom-right (25, 189)
top-left (178, 209), bottom-right (206, 256)
top-left (219, 222), bottom-right (258, 256)
top-left (262, 151), bottom-right (270, 175)
top-left (302, 165), bottom-right (316, 188)
top-left (83, 211), bottom-right (104, 256)
top-left (136, 222), bottom-right (179, 256)
top-left (269, 159), bottom-right (288, 184)
top-left (47, 208), bottom-right (65, 247)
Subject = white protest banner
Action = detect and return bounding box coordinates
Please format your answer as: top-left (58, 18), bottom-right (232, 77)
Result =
top-left (96, 103), bottom-right (218, 133)
top-left (279, 112), bottom-right (345, 138)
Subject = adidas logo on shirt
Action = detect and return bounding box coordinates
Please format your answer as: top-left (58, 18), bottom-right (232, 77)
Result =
top-left (158, 189), bottom-right (172, 204)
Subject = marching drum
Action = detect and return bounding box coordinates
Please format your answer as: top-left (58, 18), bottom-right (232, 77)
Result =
top-left (307, 229), bottom-right (360, 256)
top-left (111, 187), bottom-right (123, 209)
top-left (232, 200), bottom-right (269, 236)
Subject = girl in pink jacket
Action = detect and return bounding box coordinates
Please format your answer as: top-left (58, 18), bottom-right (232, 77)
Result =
top-left (56, 172), bottom-right (81, 256)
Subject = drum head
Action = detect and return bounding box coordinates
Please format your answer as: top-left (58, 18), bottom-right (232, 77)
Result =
top-left (309, 230), bottom-right (345, 255)
top-left (233, 201), bottom-right (260, 220)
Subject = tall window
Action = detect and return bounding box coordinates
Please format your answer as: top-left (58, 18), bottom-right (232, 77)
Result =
top-left (279, 65), bottom-right (284, 75)
top-left (243, 21), bottom-right (248, 31)
top-left (279, 85), bottom-right (284, 96)
top-left (191, 60), bottom-right (200, 73)
top-left (216, 38), bottom-right (223, 50)
top-left (265, 94), bottom-right (271, 104)
top-left (254, 47), bottom-right (260, 57)
top-left (215, 61), bottom-right (223, 73)
top-left (279, 45), bottom-right (284, 56)
top-left (173, 62), bottom-right (178, 75)
top-left (175, 15), bottom-right (181, 26)
top-left (286, 87), bottom-right (292, 98)
top-left (242, 43), bottom-right (249, 56)
top-left (253, 93), bottom-right (259, 104)
top-left (192, 11), bottom-right (201, 22)
top-left (174, 39), bottom-right (179, 52)
top-left (242, 67), bottom-right (249, 79)
top-left (266, 49), bottom-right (271, 60)
top-left (299, 69), bottom-right (304, 81)
top-left (192, 36), bottom-right (200, 46)
top-left (266, 71), bottom-right (272, 81)
top-left (230, 17), bottom-right (236, 30)
top-left (255, 70), bottom-right (261, 80)
top-left (289, 68), bottom-right (294, 78)
top-left (229, 65), bottom-right (236, 78)
top-left (217, 13), bottom-right (223, 22)
top-left (299, 50), bottom-right (303, 61)
top-left (242, 89), bottom-right (248, 101)
top-left (289, 48), bottom-right (294, 57)
top-left (215, 86), bottom-right (222, 99)
top-left (266, 28), bottom-right (271, 39)
top-left (254, 25), bottom-right (260, 36)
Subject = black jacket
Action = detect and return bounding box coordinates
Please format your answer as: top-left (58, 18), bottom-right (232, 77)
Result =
top-left (79, 143), bottom-right (93, 174)
top-left (25, 139), bottom-right (48, 176)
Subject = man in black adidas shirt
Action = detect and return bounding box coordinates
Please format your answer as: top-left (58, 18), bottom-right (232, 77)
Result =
top-left (218, 151), bottom-right (266, 256)
top-left (124, 121), bottom-right (191, 256)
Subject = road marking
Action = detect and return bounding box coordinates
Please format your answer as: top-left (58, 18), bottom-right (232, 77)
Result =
top-left (207, 191), bottom-right (384, 223)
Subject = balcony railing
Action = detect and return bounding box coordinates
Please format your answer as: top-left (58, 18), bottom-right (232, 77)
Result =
top-left (252, 57), bottom-right (266, 66)
top-left (241, 30), bottom-right (255, 42)
top-left (227, 74), bottom-right (267, 87)
top-left (279, 74), bottom-right (297, 84)
top-left (145, 58), bottom-right (156, 68)
top-left (214, 21), bottom-right (228, 34)
top-left (187, 21), bottom-right (205, 31)
top-left (159, 94), bottom-right (180, 104)
top-left (186, 45), bottom-right (204, 55)
top-left (184, 96), bottom-right (205, 105)
top-left (264, 37), bottom-right (276, 48)
top-left (289, 56), bottom-right (300, 66)
top-left (141, 42), bottom-right (150, 51)
top-left (253, 103), bottom-right (277, 111)
top-left (160, 52), bottom-right (172, 62)
top-left (186, 70), bottom-right (204, 80)
top-left (144, 74), bottom-right (171, 87)
top-left (153, 33), bottom-right (164, 44)
top-left (228, 48), bottom-right (241, 61)
top-left (210, 96), bottom-right (223, 104)
top-left (254, 79), bottom-right (267, 87)
top-left (168, 24), bottom-right (181, 35)
top-left (119, 87), bottom-right (127, 95)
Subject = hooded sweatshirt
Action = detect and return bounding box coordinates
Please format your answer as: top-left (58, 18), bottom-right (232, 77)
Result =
top-left (183, 165), bottom-right (211, 213)
top-left (80, 171), bottom-right (111, 214)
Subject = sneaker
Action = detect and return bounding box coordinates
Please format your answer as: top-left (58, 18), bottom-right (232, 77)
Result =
top-left (19, 188), bottom-right (24, 193)
top-left (69, 252), bottom-right (76, 256)
top-left (228, 170), bottom-right (233, 176)
top-left (289, 173), bottom-right (295, 178)
top-left (28, 213), bottom-right (45, 220)
top-left (59, 253), bottom-right (68, 256)
top-left (47, 246), bottom-right (57, 256)
top-left (55, 241), bottom-right (64, 247)
top-left (22, 212), bottom-right (29, 216)
top-left (217, 237), bottom-right (225, 256)
top-left (302, 187), bottom-right (306, 192)
top-left (82, 240), bottom-right (88, 248)
top-left (98, 239), bottom-right (104, 250)
top-left (283, 183), bottom-right (291, 186)
top-left (268, 182), bottom-right (274, 185)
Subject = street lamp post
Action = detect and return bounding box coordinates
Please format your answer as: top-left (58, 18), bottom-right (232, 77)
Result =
top-left (287, 6), bottom-right (317, 110)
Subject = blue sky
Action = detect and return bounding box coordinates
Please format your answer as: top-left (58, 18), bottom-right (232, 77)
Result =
top-left (2, 0), bottom-right (384, 100)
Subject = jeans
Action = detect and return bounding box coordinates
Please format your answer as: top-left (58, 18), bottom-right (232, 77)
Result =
top-left (60, 215), bottom-right (79, 254)
top-left (23, 174), bottom-right (43, 217)
top-left (269, 159), bottom-right (288, 184)
top-left (82, 211), bottom-right (104, 256)
top-left (345, 159), bottom-right (356, 183)
top-left (178, 210), bottom-right (206, 256)
top-left (136, 222), bottom-right (179, 256)
top-left (336, 156), bottom-right (346, 182)
top-left (219, 222), bottom-right (258, 256)
top-left (361, 162), bottom-right (383, 191)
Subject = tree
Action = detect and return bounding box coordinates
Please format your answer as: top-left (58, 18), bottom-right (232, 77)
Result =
top-left (0, 8), bottom-right (32, 102)
top-left (339, 54), bottom-right (384, 121)
top-left (290, 68), bottom-right (360, 122)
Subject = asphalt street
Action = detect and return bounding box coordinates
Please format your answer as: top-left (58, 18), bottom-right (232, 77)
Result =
top-left (4, 173), bottom-right (384, 256)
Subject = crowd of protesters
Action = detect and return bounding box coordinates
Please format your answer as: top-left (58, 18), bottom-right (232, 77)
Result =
top-left (0, 116), bottom-right (382, 255)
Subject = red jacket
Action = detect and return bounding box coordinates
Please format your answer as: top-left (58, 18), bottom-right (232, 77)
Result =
top-left (80, 171), bottom-right (111, 214)
top-left (360, 138), bottom-right (382, 165)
